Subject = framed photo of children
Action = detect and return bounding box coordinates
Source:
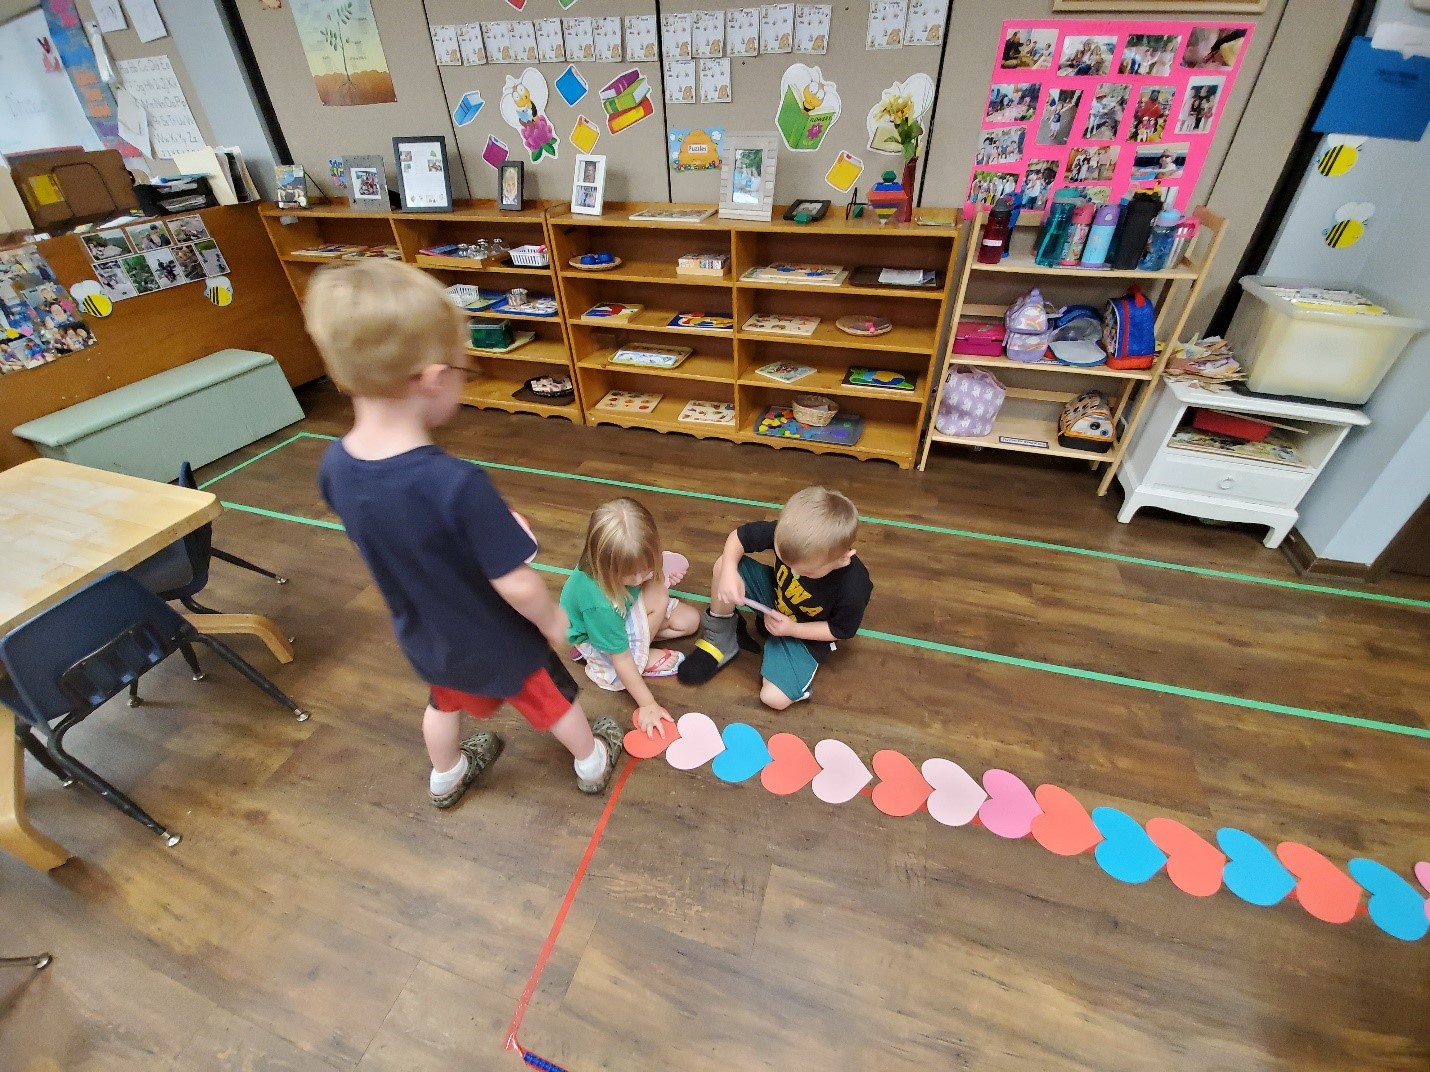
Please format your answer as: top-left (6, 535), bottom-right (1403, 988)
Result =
top-left (345, 154), bottom-right (389, 211)
top-left (393, 136), bottom-right (454, 212)
top-left (571, 155), bottom-right (606, 217)
top-left (718, 132), bottom-right (779, 221)
top-left (498, 161), bottom-right (524, 211)
top-left (969, 18), bottom-right (1253, 214)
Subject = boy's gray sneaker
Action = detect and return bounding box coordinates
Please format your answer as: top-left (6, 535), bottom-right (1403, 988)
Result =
top-left (430, 732), bottom-right (505, 809)
top-left (578, 718), bottom-right (625, 794)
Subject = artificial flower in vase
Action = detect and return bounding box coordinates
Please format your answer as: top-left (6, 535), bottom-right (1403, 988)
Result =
top-left (871, 87), bottom-right (924, 223)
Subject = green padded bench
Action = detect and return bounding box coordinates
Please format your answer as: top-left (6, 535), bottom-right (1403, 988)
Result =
top-left (12, 349), bottom-right (304, 482)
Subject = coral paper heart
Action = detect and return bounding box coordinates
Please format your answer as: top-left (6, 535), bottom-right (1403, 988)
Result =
top-left (664, 712), bottom-right (725, 770)
top-left (921, 758), bottom-right (986, 827)
top-left (870, 750), bottom-right (933, 817)
top-left (711, 723), bottom-right (772, 783)
top-left (761, 733), bottom-right (821, 795)
top-left (811, 739), bottom-right (872, 804)
top-left (1092, 807), bottom-right (1168, 884)
top-left (1030, 785), bottom-right (1102, 856)
top-left (1216, 828), bottom-right (1295, 907)
top-left (978, 769), bottom-right (1041, 839)
top-left (1276, 843), bottom-right (1361, 924)
top-left (624, 711), bottom-right (681, 760)
top-left (1347, 858), bottom-right (1430, 942)
top-left (1146, 818), bottom-right (1225, 897)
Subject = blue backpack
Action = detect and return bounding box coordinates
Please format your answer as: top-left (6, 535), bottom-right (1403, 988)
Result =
top-left (1102, 286), bottom-right (1157, 369)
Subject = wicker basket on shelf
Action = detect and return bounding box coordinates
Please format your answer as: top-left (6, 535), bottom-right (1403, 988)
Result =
top-left (792, 394), bottom-right (836, 427)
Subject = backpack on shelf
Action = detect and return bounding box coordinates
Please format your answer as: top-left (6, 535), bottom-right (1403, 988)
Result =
top-left (1058, 391), bottom-right (1115, 453)
top-left (935, 365), bottom-right (1007, 438)
top-left (1102, 286), bottom-right (1157, 370)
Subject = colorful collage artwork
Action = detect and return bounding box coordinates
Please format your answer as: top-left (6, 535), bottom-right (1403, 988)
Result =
top-left (0, 247), bottom-right (96, 375)
top-left (967, 20), bottom-right (1252, 213)
top-left (79, 215), bottom-right (229, 303)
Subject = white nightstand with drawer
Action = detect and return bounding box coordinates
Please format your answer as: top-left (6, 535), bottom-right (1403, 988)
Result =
top-left (1117, 378), bottom-right (1369, 547)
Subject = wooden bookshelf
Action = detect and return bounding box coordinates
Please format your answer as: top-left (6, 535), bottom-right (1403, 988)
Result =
top-left (547, 202), bottom-right (961, 469)
top-left (259, 200), bottom-right (581, 424)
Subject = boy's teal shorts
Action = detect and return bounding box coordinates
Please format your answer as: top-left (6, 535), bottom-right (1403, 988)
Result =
top-left (738, 557), bottom-right (820, 703)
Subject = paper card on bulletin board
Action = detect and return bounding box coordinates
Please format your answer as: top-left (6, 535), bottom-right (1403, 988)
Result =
top-left (965, 19), bottom-right (1254, 214)
top-left (1312, 37), bottom-right (1430, 142)
top-left (115, 56), bottom-right (205, 160)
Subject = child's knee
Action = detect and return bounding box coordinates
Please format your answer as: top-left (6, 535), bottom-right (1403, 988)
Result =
top-left (760, 679), bottom-right (795, 710)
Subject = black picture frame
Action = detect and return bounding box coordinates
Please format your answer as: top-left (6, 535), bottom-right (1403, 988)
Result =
top-left (498, 161), bottom-right (525, 211)
top-left (392, 135), bottom-right (454, 212)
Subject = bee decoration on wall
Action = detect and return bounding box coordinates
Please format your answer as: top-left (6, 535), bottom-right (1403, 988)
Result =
top-left (1316, 135), bottom-right (1366, 178)
top-left (1324, 202), bottom-right (1374, 249)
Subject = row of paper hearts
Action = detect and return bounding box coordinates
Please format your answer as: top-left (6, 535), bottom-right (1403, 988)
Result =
top-left (624, 712), bottom-right (1430, 942)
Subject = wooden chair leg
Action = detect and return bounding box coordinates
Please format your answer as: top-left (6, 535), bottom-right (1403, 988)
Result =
top-left (0, 732), bottom-right (68, 872)
top-left (181, 613), bottom-right (294, 664)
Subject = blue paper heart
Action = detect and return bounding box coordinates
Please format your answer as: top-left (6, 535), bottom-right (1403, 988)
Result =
top-left (1091, 807), bottom-right (1168, 884)
top-left (1216, 828), bottom-right (1295, 906)
top-left (1347, 858), bottom-right (1430, 942)
top-left (710, 722), bottom-right (772, 784)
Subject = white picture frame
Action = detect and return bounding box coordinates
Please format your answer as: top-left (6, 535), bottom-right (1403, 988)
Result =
top-left (718, 132), bottom-right (779, 221)
top-left (572, 154), bottom-right (606, 216)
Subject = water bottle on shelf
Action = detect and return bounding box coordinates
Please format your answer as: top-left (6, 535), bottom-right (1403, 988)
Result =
top-left (1138, 209), bottom-right (1183, 271)
top-left (1080, 203), bottom-right (1121, 268)
top-left (1035, 191), bottom-right (1081, 267)
top-left (1060, 202), bottom-right (1095, 266)
top-left (978, 197), bottom-right (1014, 264)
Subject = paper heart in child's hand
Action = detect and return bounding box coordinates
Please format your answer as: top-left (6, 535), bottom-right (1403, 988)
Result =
top-left (664, 712), bottom-right (725, 770)
top-left (624, 711), bottom-right (680, 760)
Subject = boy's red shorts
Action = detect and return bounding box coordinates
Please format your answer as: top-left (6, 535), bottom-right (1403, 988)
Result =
top-left (429, 652), bottom-right (579, 732)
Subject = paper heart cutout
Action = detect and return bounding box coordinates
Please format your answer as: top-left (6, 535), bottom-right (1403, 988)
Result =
top-left (1091, 807), bottom-right (1167, 884)
top-left (711, 722), bottom-right (772, 783)
top-left (1030, 785), bottom-right (1102, 856)
top-left (664, 712), bottom-right (725, 771)
top-left (1146, 818), bottom-right (1225, 897)
top-left (1216, 828), bottom-right (1295, 907)
top-left (1415, 861), bottom-right (1430, 895)
top-left (870, 750), bottom-right (933, 817)
top-left (761, 733), bottom-right (821, 795)
top-left (623, 711), bottom-right (681, 760)
top-left (978, 769), bottom-right (1041, 839)
top-left (921, 758), bottom-right (986, 827)
top-left (811, 739), bottom-right (872, 804)
top-left (1276, 843), bottom-right (1361, 924)
top-left (1346, 858), bottom-right (1430, 942)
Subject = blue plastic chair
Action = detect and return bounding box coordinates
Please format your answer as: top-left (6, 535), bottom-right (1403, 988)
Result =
top-left (2, 572), bottom-right (309, 847)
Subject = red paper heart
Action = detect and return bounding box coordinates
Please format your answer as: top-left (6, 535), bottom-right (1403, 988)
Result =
top-left (870, 750), bottom-right (932, 817)
top-left (1030, 784), bottom-right (1102, 856)
top-left (1146, 818), bottom-right (1225, 898)
top-left (760, 732), bottom-right (821, 795)
top-left (1277, 842), bottom-right (1362, 924)
top-left (623, 711), bottom-right (680, 760)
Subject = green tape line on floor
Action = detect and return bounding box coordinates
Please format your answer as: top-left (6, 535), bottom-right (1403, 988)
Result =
top-left (281, 433), bottom-right (1430, 612)
top-left (198, 433), bottom-right (311, 491)
top-left (217, 500), bottom-right (1430, 741)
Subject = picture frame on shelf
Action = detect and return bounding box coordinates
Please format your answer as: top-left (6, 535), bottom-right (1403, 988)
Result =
top-left (344, 155), bottom-right (389, 211)
top-left (572, 154), bottom-right (606, 217)
top-left (392, 135), bottom-right (454, 212)
top-left (498, 160), bottom-right (524, 211)
top-left (719, 132), bottom-right (778, 221)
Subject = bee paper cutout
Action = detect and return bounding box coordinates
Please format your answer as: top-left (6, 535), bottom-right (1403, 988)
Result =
top-left (69, 280), bottom-right (113, 318)
top-left (1317, 135), bottom-right (1365, 178)
top-left (1324, 202), bottom-right (1374, 250)
top-left (500, 69), bottom-right (559, 162)
top-left (204, 276), bottom-right (233, 307)
top-left (775, 64), bottom-right (841, 152)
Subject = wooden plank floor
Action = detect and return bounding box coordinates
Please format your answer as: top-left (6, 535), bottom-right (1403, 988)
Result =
top-left (3, 381), bottom-right (1427, 1071)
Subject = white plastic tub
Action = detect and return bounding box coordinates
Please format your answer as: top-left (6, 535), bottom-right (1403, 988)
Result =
top-left (1227, 277), bottom-right (1425, 404)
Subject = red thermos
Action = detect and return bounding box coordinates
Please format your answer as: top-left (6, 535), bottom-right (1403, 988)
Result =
top-left (978, 197), bottom-right (1013, 264)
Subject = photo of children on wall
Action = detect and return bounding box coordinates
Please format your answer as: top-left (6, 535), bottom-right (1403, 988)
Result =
top-left (171, 244), bottom-right (208, 283)
top-left (145, 249), bottom-right (182, 289)
top-left (1037, 88), bottom-right (1081, 145)
top-left (999, 28), bottom-right (1056, 70)
top-left (985, 83), bottom-right (1039, 124)
top-left (1019, 159), bottom-right (1058, 210)
top-left (1058, 35), bottom-right (1115, 76)
top-left (194, 239), bottom-right (230, 277)
top-left (167, 215), bottom-right (211, 244)
top-left (1129, 86), bottom-right (1175, 142)
top-left (1119, 34), bottom-right (1179, 77)
top-left (81, 228), bottom-right (132, 261)
top-left (1130, 143), bottom-right (1188, 183)
top-left (1065, 145), bottom-right (1119, 183)
top-left (1177, 77), bottom-right (1223, 134)
top-left (125, 221), bottom-right (173, 252)
top-left (976, 127), bottom-right (1026, 165)
top-left (0, 246), bottom-right (96, 372)
top-left (968, 169), bottom-right (1017, 208)
top-left (1182, 26), bottom-right (1246, 69)
top-left (1084, 83), bottom-right (1130, 140)
top-left (93, 259), bottom-right (138, 300)
top-left (120, 254), bottom-right (160, 294)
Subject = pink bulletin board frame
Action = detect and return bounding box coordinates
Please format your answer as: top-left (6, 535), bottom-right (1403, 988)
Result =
top-left (967, 20), bottom-right (1254, 214)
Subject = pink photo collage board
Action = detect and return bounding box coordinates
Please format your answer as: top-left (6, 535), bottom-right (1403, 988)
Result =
top-left (967, 20), bottom-right (1254, 215)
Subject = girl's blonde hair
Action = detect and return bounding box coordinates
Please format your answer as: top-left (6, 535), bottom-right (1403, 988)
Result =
top-left (579, 498), bottom-right (663, 611)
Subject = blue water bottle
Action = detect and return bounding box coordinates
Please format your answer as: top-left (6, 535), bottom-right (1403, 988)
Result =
top-left (1138, 209), bottom-right (1183, 271)
top-left (1080, 203), bottom-right (1120, 268)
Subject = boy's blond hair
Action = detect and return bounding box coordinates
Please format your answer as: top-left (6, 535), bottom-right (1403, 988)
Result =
top-left (775, 486), bottom-right (859, 566)
top-left (579, 498), bottom-right (663, 611)
top-left (303, 259), bottom-right (466, 397)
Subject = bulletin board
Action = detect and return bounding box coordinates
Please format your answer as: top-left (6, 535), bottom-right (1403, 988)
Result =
top-left (966, 19), bottom-right (1254, 213)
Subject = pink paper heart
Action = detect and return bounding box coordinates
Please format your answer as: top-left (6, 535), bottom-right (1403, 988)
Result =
top-left (921, 758), bottom-right (987, 827)
top-left (978, 769), bottom-right (1041, 839)
top-left (1416, 862), bottom-right (1430, 922)
top-left (663, 712), bottom-right (725, 770)
top-left (811, 739), bottom-right (872, 804)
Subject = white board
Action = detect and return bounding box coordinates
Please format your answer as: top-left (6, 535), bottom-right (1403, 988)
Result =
top-left (0, 10), bottom-right (104, 158)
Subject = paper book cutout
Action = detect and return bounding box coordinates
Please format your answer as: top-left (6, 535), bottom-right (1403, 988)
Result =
top-left (977, 769), bottom-right (1040, 838)
top-left (570, 115), bottom-right (600, 154)
top-left (1146, 818), bottom-right (1224, 897)
top-left (1346, 859), bottom-right (1429, 942)
top-left (761, 732), bottom-right (821, 795)
top-left (1217, 828), bottom-right (1295, 907)
top-left (555, 64), bottom-right (588, 106)
top-left (811, 739), bottom-right (871, 803)
top-left (664, 712), bottom-right (724, 769)
top-left (1092, 807), bottom-right (1168, 884)
top-left (1030, 784), bottom-right (1101, 856)
top-left (921, 758), bottom-right (986, 827)
top-left (711, 723), bottom-right (772, 783)
top-left (870, 750), bottom-right (932, 817)
top-left (1277, 843), bottom-right (1361, 924)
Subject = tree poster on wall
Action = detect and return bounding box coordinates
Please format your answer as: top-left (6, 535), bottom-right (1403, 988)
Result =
top-left (289, 0), bottom-right (397, 107)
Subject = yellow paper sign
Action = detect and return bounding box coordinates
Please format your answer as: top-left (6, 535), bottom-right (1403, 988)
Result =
top-left (824, 150), bottom-right (863, 194)
top-left (27, 174), bottom-right (65, 206)
top-left (570, 115), bottom-right (600, 155)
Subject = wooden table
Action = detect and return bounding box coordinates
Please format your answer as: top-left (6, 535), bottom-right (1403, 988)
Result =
top-left (1, 459), bottom-right (222, 871)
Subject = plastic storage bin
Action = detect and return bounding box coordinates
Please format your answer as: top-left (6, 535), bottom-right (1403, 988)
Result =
top-left (1227, 277), bottom-right (1425, 404)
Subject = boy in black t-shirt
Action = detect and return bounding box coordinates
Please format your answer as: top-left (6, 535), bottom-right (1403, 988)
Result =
top-left (678, 487), bottom-right (872, 709)
top-left (306, 260), bottom-right (624, 808)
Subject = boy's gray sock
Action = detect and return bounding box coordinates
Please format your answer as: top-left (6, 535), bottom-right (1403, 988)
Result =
top-left (677, 610), bottom-right (741, 684)
top-left (701, 610), bottom-right (740, 658)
